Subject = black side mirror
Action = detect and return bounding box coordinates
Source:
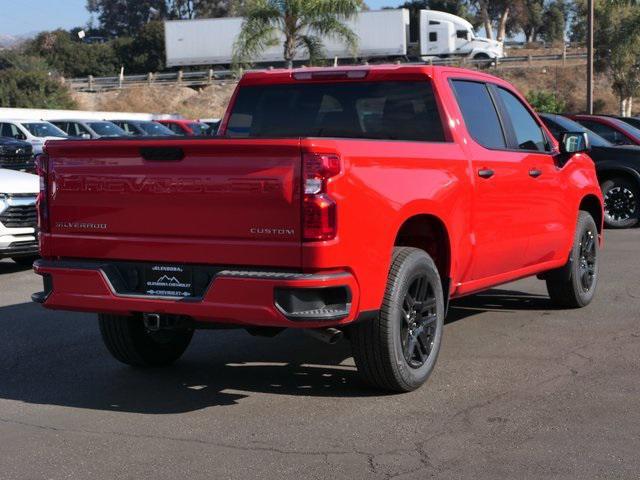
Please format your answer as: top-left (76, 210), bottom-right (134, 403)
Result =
top-left (560, 132), bottom-right (590, 154)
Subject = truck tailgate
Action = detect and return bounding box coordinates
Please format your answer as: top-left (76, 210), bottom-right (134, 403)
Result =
top-left (43, 139), bottom-right (302, 267)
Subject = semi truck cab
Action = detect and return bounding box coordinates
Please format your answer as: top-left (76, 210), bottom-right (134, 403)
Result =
top-left (419, 10), bottom-right (504, 60)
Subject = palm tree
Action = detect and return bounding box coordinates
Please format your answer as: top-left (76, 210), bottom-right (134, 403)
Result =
top-left (233, 0), bottom-right (363, 69)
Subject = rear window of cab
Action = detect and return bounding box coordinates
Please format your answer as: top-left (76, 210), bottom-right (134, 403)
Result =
top-left (225, 81), bottom-right (447, 142)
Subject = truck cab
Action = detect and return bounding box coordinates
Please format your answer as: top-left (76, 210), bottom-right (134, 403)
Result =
top-left (419, 10), bottom-right (504, 60)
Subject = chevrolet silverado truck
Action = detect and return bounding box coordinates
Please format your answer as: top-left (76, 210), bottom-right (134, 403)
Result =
top-left (32, 66), bottom-right (603, 392)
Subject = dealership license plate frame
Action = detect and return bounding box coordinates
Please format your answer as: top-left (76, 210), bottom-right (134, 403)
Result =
top-left (143, 264), bottom-right (194, 298)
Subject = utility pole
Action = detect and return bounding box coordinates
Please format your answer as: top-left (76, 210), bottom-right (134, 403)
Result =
top-left (587, 0), bottom-right (594, 114)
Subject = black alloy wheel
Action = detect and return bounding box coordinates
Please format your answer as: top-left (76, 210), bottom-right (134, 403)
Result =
top-left (601, 177), bottom-right (640, 228)
top-left (546, 211), bottom-right (599, 308)
top-left (401, 275), bottom-right (438, 369)
top-left (577, 228), bottom-right (597, 293)
top-left (349, 247), bottom-right (445, 392)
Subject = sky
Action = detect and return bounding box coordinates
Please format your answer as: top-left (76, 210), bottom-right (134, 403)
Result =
top-left (0, 0), bottom-right (406, 36)
top-left (0, 0), bottom-right (90, 36)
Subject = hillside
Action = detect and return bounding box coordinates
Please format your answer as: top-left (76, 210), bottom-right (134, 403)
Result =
top-left (72, 63), bottom-right (623, 119)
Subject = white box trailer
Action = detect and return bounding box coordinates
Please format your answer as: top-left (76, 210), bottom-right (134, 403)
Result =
top-left (165, 9), bottom-right (410, 67)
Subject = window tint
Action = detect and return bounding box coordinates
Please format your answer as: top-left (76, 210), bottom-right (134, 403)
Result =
top-left (165, 123), bottom-right (184, 135)
top-left (23, 122), bottom-right (66, 137)
top-left (429, 32), bottom-right (438, 42)
top-left (541, 115), bottom-right (611, 147)
top-left (227, 81), bottom-right (446, 142)
top-left (189, 123), bottom-right (209, 136)
top-left (577, 120), bottom-right (632, 145)
top-left (452, 80), bottom-right (505, 149)
top-left (123, 122), bottom-right (135, 134)
top-left (497, 87), bottom-right (548, 152)
top-left (620, 117), bottom-right (640, 130)
top-left (456, 30), bottom-right (469, 40)
top-left (88, 122), bottom-right (126, 137)
top-left (540, 118), bottom-right (563, 140)
top-left (139, 121), bottom-right (175, 136)
top-left (69, 122), bottom-right (90, 136)
top-left (1, 123), bottom-right (26, 139)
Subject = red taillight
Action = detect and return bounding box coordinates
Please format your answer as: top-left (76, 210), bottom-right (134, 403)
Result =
top-left (35, 154), bottom-right (50, 234)
top-left (303, 153), bottom-right (340, 241)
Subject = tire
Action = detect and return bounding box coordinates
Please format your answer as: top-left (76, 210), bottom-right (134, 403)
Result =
top-left (546, 211), bottom-right (599, 308)
top-left (473, 52), bottom-right (492, 67)
top-left (11, 255), bottom-right (38, 267)
top-left (349, 247), bottom-right (445, 392)
top-left (98, 314), bottom-right (194, 367)
top-left (601, 177), bottom-right (640, 228)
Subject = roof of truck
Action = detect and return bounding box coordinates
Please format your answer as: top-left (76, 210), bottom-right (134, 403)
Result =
top-left (239, 64), bottom-right (505, 86)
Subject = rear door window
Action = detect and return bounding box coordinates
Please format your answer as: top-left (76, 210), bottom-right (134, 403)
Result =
top-left (451, 80), bottom-right (506, 149)
top-left (226, 80), bottom-right (446, 142)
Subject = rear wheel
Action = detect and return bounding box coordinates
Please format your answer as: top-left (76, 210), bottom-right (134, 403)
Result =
top-left (601, 177), bottom-right (639, 228)
top-left (98, 314), bottom-right (194, 367)
top-left (546, 211), bottom-right (599, 308)
top-left (349, 247), bottom-right (445, 392)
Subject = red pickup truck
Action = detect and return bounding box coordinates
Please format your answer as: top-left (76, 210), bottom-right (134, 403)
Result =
top-left (33, 66), bottom-right (603, 392)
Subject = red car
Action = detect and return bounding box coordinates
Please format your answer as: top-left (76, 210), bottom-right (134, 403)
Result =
top-left (570, 114), bottom-right (640, 146)
top-left (33, 65), bottom-right (603, 392)
top-left (156, 119), bottom-right (209, 136)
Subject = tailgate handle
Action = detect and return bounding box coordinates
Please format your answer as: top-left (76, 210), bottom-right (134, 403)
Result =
top-left (140, 147), bottom-right (184, 162)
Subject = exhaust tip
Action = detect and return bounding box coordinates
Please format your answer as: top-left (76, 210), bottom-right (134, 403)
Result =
top-left (305, 327), bottom-right (344, 345)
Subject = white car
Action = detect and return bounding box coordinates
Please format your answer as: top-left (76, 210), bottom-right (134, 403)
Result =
top-left (0, 168), bottom-right (39, 265)
top-left (0, 120), bottom-right (68, 155)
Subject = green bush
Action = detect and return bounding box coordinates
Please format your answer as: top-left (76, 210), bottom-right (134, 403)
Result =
top-left (0, 68), bottom-right (76, 109)
top-left (526, 90), bottom-right (567, 114)
top-left (24, 30), bottom-right (119, 78)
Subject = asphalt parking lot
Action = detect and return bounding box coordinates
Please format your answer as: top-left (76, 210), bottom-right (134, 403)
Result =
top-left (0, 230), bottom-right (638, 480)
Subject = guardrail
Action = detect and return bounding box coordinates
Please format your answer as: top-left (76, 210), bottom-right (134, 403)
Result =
top-left (66, 53), bottom-right (588, 92)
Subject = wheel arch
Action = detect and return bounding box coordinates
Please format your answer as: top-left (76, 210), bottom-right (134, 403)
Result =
top-left (597, 165), bottom-right (640, 189)
top-left (393, 214), bottom-right (452, 297)
top-left (579, 194), bottom-right (604, 234)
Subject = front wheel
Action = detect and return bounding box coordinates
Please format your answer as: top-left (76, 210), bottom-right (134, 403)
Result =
top-left (601, 177), bottom-right (639, 228)
top-left (546, 211), bottom-right (599, 308)
top-left (98, 314), bottom-right (194, 367)
top-left (349, 247), bottom-right (445, 392)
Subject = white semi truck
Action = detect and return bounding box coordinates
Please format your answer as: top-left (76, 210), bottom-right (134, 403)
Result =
top-left (164, 9), bottom-right (504, 67)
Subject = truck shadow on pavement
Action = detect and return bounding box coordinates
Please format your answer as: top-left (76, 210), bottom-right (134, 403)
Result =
top-left (446, 288), bottom-right (556, 323)
top-left (0, 288), bottom-right (555, 414)
top-left (0, 262), bottom-right (33, 275)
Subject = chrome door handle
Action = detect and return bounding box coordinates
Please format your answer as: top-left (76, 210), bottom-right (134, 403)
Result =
top-left (529, 168), bottom-right (542, 178)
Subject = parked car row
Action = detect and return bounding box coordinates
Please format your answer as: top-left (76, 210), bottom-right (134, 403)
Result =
top-left (0, 117), bottom-right (217, 148)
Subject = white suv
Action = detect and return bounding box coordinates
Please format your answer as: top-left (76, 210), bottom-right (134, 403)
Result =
top-left (0, 168), bottom-right (39, 265)
top-left (0, 120), bottom-right (67, 155)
